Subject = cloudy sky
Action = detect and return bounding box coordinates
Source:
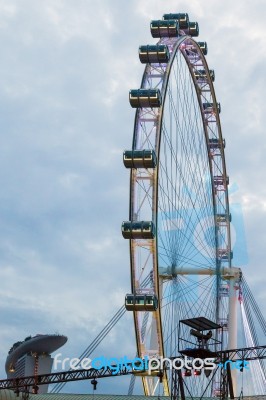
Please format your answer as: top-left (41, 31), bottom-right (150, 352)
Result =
top-left (0, 0), bottom-right (265, 395)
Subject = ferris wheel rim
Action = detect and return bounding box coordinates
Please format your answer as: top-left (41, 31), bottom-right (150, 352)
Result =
top-left (127, 34), bottom-right (232, 396)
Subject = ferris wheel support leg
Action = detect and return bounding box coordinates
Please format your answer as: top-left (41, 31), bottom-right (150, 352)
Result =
top-left (228, 277), bottom-right (238, 394)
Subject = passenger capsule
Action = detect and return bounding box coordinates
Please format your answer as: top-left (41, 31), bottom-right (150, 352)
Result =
top-left (184, 22), bottom-right (199, 37)
top-left (197, 42), bottom-right (208, 55)
top-left (129, 89), bottom-right (162, 108)
top-left (125, 294), bottom-right (158, 311)
top-left (194, 69), bottom-right (215, 82)
top-left (203, 102), bottom-right (221, 114)
top-left (139, 45), bottom-right (170, 64)
top-left (123, 150), bottom-right (157, 169)
top-left (213, 176), bottom-right (229, 186)
top-left (150, 20), bottom-right (179, 38)
top-left (121, 221), bottom-right (156, 239)
top-left (162, 13), bottom-right (189, 29)
top-left (208, 138), bottom-right (226, 149)
top-left (216, 213), bottom-right (232, 223)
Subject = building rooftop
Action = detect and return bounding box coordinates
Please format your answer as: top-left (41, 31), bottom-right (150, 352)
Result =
top-left (6, 335), bottom-right (67, 375)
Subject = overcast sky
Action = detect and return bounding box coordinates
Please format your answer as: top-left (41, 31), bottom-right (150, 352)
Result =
top-left (0, 0), bottom-right (265, 395)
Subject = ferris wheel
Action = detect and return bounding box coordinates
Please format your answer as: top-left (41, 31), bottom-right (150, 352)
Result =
top-left (122, 13), bottom-right (239, 396)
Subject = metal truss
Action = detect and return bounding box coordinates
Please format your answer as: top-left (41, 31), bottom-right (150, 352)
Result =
top-left (0, 345), bottom-right (264, 392)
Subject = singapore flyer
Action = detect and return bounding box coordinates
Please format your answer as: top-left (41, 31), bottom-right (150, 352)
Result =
top-left (122, 12), bottom-right (245, 397)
